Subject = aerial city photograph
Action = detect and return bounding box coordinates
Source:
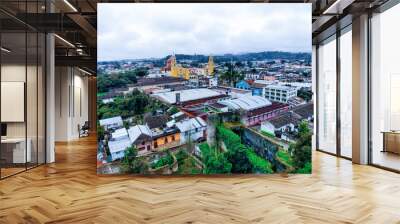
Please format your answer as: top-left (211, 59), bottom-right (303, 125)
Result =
top-left (97, 3), bottom-right (313, 175)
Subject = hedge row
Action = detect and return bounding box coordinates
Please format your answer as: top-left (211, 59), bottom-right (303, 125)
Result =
top-left (216, 125), bottom-right (273, 174)
top-left (199, 142), bottom-right (232, 174)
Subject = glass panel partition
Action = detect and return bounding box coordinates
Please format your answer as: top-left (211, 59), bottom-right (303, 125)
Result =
top-left (339, 28), bottom-right (352, 158)
top-left (370, 3), bottom-right (400, 171)
top-left (0, 2), bottom-right (46, 179)
top-left (27, 30), bottom-right (38, 169)
top-left (317, 36), bottom-right (337, 154)
top-left (1, 31), bottom-right (28, 177)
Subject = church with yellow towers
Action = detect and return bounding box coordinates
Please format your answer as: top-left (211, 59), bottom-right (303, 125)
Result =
top-left (165, 55), bottom-right (214, 80)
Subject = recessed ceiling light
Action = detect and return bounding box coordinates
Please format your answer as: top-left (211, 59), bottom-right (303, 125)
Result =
top-left (1, 47), bottom-right (11, 53)
top-left (63, 0), bottom-right (78, 12)
top-left (54, 34), bottom-right (75, 48)
top-left (322, 0), bottom-right (355, 15)
top-left (78, 67), bottom-right (92, 76)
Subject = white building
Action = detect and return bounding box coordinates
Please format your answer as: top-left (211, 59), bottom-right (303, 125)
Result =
top-left (107, 127), bottom-right (132, 161)
top-left (260, 112), bottom-right (301, 136)
top-left (152, 88), bottom-right (223, 105)
top-left (279, 81), bottom-right (312, 91)
top-left (108, 138), bottom-right (131, 161)
top-left (264, 85), bottom-right (297, 103)
top-left (245, 73), bottom-right (260, 80)
top-left (99, 116), bottom-right (123, 130)
top-left (102, 98), bottom-right (114, 104)
top-left (253, 79), bottom-right (278, 86)
top-left (175, 117), bottom-right (207, 144)
top-left (214, 87), bottom-right (252, 99)
top-left (111, 128), bottom-right (129, 141)
top-left (127, 125), bottom-right (153, 155)
top-left (209, 77), bottom-right (218, 87)
top-left (219, 95), bottom-right (272, 111)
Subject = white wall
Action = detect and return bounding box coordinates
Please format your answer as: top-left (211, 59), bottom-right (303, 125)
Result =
top-left (1, 63), bottom-right (46, 164)
top-left (1, 65), bottom-right (41, 138)
top-left (55, 67), bottom-right (89, 141)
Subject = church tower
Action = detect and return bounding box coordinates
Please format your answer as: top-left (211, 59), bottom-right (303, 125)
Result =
top-left (207, 56), bottom-right (214, 76)
top-left (170, 55), bottom-right (178, 77)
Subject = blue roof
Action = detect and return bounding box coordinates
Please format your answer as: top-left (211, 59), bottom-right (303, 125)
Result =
top-left (236, 80), bottom-right (250, 89)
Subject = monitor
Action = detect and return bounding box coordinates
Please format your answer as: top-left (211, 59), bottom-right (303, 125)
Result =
top-left (1, 123), bottom-right (7, 137)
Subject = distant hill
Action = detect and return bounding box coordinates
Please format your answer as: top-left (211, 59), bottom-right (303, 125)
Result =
top-left (98, 51), bottom-right (311, 65)
top-left (162, 51), bottom-right (311, 63)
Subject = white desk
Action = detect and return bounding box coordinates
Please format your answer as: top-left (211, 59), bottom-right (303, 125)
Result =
top-left (1, 138), bottom-right (31, 163)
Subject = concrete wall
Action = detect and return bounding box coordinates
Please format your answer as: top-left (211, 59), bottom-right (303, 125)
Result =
top-left (55, 67), bottom-right (89, 141)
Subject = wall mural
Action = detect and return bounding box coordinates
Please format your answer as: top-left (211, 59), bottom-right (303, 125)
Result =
top-left (97, 3), bottom-right (313, 175)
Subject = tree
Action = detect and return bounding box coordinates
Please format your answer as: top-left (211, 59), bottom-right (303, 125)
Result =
top-left (297, 88), bottom-right (312, 102)
top-left (97, 69), bottom-right (141, 93)
top-left (226, 144), bottom-right (252, 173)
top-left (298, 120), bottom-right (310, 137)
top-left (296, 162), bottom-right (311, 173)
top-left (219, 63), bottom-right (244, 87)
top-left (168, 106), bottom-right (180, 115)
top-left (122, 146), bottom-right (148, 173)
top-left (235, 61), bottom-right (244, 67)
top-left (200, 143), bottom-right (232, 174)
top-left (97, 125), bottom-right (105, 141)
top-left (291, 120), bottom-right (312, 172)
top-left (97, 90), bottom-right (165, 121)
top-left (134, 68), bottom-right (148, 77)
top-left (205, 151), bottom-right (232, 174)
top-left (216, 126), bottom-right (251, 173)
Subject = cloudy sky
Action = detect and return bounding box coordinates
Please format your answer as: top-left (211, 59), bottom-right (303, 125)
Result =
top-left (98, 3), bottom-right (311, 61)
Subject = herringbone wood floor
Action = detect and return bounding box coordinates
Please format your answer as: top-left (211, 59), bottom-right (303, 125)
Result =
top-left (1, 136), bottom-right (400, 224)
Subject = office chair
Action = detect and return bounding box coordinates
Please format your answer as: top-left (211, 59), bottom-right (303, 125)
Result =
top-left (79, 121), bottom-right (90, 138)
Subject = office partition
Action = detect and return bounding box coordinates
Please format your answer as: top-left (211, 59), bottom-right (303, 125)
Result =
top-left (0, 1), bottom-right (47, 179)
top-left (370, 2), bottom-right (400, 171)
top-left (339, 27), bottom-right (352, 159)
top-left (317, 35), bottom-right (337, 155)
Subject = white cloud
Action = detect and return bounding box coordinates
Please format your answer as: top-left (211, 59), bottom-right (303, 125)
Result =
top-left (98, 3), bottom-right (311, 61)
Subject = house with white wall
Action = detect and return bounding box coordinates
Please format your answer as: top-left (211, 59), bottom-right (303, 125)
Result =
top-left (99, 116), bottom-right (123, 131)
top-left (175, 117), bottom-right (207, 144)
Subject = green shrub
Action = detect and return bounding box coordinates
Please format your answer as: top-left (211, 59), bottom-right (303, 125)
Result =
top-left (295, 162), bottom-right (311, 174)
top-left (291, 121), bottom-right (312, 171)
top-left (151, 152), bottom-right (174, 169)
top-left (246, 149), bottom-right (273, 174)
top-left (276, 150), bottom-right (293, 167)
top-left (261, 130), bottom-right (275, 138)
top-left (199, 143), bottom-right (232, 174)
top-left (216, 125), bottom-right (241, 148)
top-left (175, 149), bottom-right (188, 162)
top-left (216, 125), bottom-right (272, 174)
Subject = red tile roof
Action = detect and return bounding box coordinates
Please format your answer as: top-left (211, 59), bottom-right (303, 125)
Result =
top-left (180, 95), bottom-right (228, 107)
top-left (246, 102), bottom-right (289, 117)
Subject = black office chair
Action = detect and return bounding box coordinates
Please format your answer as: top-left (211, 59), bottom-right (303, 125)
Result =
top-left (79, 121), bottom-right (90, 138)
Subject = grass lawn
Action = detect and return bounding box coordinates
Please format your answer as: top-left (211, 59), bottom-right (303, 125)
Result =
top-left (177, 156), bottom-right (202, 174)
top-left (175, 149), bottom-right (202, 174)
top-left (261, 130), bottom-right (275, 138)
top-left (276, 150), bottom-right (293, 167)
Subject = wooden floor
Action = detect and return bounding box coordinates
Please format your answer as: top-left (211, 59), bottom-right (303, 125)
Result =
top-left (1, 136), bottom-right (400, 224)
top-left (372, 150), bottom-right (400, 171)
